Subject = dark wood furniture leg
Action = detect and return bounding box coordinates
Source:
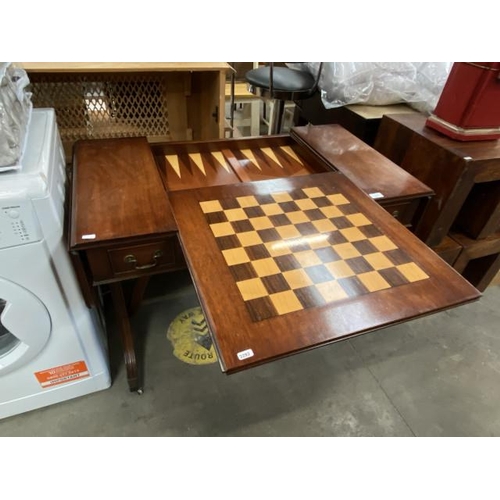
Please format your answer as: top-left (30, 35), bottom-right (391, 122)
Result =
top-left (109, 282), bottom-right (141, 393)
top-left (128, 276), bottom-right (151, 316)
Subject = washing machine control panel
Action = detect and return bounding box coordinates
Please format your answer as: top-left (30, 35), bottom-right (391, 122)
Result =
top-left (0, 201), bottom-right (42, 249)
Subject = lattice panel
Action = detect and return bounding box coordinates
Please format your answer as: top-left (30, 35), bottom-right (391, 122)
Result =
top-left (29, 73), bottom-right (171, 143)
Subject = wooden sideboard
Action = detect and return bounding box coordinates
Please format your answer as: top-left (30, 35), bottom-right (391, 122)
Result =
top-left (20, 62), bottom-right (230, 161)
top-left (374, 113), bottom-right (500, 290)
top-left (69, 125), bottom-right (468, 392)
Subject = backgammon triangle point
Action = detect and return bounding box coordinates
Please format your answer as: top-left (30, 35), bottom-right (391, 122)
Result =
top-left (240, 149), bottom-right (261, 170)
top-left (211, 151), bottom-right (231, 173)
top-left (261, 147), bottom-right (284, 168)
top-left (280, 146), bottom-right (304, 165)
top-left (189, 153), bottom-right (206, 176)
top-left (165, 154), bottom-right (181, 178)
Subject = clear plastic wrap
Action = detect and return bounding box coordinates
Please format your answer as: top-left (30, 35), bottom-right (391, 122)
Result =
top-left (288, 62), bottom-right (452, 114)
top-left (0, 62), bottom-right (32, 171)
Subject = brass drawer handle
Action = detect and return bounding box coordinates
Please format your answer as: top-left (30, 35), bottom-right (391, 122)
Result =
top-left (392, 210), bottom-right (400, 218)
top-left (124, 250), bottom-right (163, 270)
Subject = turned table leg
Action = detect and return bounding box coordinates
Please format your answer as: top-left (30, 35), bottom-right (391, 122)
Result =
top-left (109, 282), bottom-right (141, 393)
top-left (128, 276), bottom-right (151, 316)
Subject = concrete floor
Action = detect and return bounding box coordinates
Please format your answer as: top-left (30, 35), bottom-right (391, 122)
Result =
top-left (1, 269), bottom-right (499, 437)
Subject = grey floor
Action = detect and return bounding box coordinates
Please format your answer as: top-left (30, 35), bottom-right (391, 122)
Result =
top-left (1, 269), bottom-right (500, 437)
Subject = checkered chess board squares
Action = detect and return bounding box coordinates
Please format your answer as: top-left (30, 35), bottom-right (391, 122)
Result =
top-left (199, 186), bottom-right (430, 322)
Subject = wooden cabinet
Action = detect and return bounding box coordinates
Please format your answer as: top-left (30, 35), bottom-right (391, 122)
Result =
top-left (374, 112), bottom-right (500, 290)
top-left (20, 62), bottom-right (230, 161)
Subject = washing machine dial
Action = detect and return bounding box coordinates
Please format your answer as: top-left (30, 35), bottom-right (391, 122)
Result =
top-left (7, 209), bottom-right (20, 219)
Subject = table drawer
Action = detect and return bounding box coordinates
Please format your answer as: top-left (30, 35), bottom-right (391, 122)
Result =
top-left (86, 235), bottom-right (185, 283)
top-left (380, 199), bottom-right (420, 227)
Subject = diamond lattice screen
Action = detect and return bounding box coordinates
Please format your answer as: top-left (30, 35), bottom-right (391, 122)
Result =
top-left (29, 73), bottom-right (171, 143)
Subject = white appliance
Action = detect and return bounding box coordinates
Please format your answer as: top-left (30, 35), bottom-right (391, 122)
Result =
top-left (0, 108), bottom-right (111, 420)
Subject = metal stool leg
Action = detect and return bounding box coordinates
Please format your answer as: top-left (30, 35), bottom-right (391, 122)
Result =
top-left (270, 100), bottom-right (285, 135)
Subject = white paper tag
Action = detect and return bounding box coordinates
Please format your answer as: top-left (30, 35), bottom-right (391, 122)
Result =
top-left (237, 349), bottom-right (254, 360)
top-left (81, 234), bottom-right (96, 240)
top-left (369, 192), bottom-right (384, 199)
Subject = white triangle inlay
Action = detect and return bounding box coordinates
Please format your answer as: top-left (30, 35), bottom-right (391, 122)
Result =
top-left (240, 149), bottom-right (261, 170)
top-left (280, 146), bottom-right (304, 165)
top-left (211, 151), bottom-right (230, 173)
top-left (261, 147), bottom-right (284, 168)
top-left (165, 155), bottom-right (181, 178)
top-left (189, 153), bottom-right (206, 176)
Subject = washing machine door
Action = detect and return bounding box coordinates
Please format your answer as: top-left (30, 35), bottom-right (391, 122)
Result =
top-left (0, 278), bottom-right (51, 376)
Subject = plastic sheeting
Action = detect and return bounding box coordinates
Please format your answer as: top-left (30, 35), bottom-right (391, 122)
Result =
top-left (0, 63), bottom-right (32, 171)
top-left (290, 62), bottom-right (452, 114)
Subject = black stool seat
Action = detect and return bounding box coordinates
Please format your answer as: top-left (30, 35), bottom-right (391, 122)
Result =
top-left (246, 66), bottom-right (316, 93)
top-left (244, 62), bottom-right (323, 135)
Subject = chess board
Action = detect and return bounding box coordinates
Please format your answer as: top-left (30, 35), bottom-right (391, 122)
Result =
top-left (199, 184), bottom-right (430, 322)
top-left (170, 171), bottom-right (480, 373)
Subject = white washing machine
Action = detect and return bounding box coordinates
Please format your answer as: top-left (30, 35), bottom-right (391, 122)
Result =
top-left (0, 108), bottom-right (111, 420)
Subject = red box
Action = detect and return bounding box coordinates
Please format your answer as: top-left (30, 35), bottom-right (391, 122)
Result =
top-left (426, 62), bottom-right (500, 141)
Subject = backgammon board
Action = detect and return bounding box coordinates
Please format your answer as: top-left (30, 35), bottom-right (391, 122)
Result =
top-left (169, 172), bottom-right (480, 373)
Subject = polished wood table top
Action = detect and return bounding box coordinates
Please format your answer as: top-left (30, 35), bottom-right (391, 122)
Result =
top-left (169, 172), bottom-right (480, 374)
top-left (70, 137), bottom-right (177, 250)
top-left (292, 124), bottom-right (433, 202)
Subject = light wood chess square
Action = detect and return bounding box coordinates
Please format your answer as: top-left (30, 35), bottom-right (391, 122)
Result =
top-left (312, 219), bottom-right (337, 233)
top-left (250, 216), bottom-right (274, 230)
top-left (332, 242), bottom-right (362, 259)
top-left (200, 200), bottom-right (223, 213)
top-left (397, 263), bottom-right (429, 282)
top-left (294, 198), bottom-right (318, 211)
top-left (370, 235), bottom-right (398, 252)
top-left (265, 241), bottom-right (292, 257)
top-left (308, 235), bottom-right (332, 249)
top-left (319, 205), bottom-right (343, 218)
top-left (271, 192), bottom-right (293, 203)
top-left (236, 231), bottom-right (263, 247)
top-left (302, 187), bottom-right (325, 198)
top-left (286, 211), bottom-right (310, 224)
top-left (210, 222), bottom-right (235, 237)
top-left (269, 290), bottom-right (303, 315)
top-left (357, 271), bottom-right (391, 292)
top-left (282, 269), bottom-right (314, 289)
top-left (225, 208), bottom-right (248, 221)
top-left (276, 224), bottom-right (301, 240)
top-left (364, 252), bottom-right (393, 270)
top-left (236, 195), bottom-right (259, 207)
top-left (294, 250), bottom-right (323, 268)
top-left (252, 258), bottom-right (281, 277)
top-left (327, 194), bottom-right (349, 205)
top-left (325, 260), bottom-right (355, 279)
top-left (236, 278), bottom-right (269, 300)
top-left (316, 281), bottom-right (349, 302)
top-left (261, 203), bottom-right (284, 216)
top-left (222, 247), bottom-right (250, 266)
top-left (347, 213), bottom-right (372, 226)
top-left (340, 227), bottom-right (366, 242)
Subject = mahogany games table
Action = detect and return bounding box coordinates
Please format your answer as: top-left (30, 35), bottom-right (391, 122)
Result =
top-left (70, 125), bottom-right (480, 391)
